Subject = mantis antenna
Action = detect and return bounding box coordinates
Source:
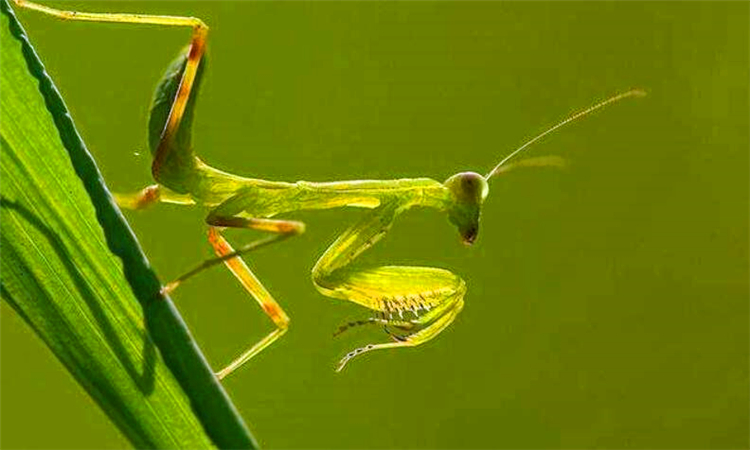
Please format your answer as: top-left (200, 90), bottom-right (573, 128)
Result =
top-left (485, 89), bottom-right (646, 180)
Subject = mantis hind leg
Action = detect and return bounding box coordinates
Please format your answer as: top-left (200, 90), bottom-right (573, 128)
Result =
top-left (12, 0), bottom-right (208, 184)
top-left (114, 184), bottom-right (196, 210)
top-left (312, 202), bottom-right (467, 371)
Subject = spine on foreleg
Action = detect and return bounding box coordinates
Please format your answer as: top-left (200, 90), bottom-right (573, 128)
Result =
top-left (147, 46), bottom-right (206, 194)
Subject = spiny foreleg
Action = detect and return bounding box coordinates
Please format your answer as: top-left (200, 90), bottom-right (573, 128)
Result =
top-left (312, 201), bottom-right (467, 371)
top-left (336, 293), bottom-right (464, 372)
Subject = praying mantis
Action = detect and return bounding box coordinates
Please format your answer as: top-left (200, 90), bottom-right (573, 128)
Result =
top-left (14, 0), bottom-right (645, 379)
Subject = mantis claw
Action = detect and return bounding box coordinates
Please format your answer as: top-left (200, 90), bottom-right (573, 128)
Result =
top-left (160, 281), bottom-right (180, 296)
top-left (336, 344), bottom-right (377, 373)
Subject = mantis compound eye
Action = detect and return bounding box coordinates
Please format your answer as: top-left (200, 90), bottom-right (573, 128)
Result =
top-left (444, 172), bottom-right (489, 203)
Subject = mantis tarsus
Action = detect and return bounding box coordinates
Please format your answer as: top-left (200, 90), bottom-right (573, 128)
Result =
top-left (15, 0), bottom-right (645, 378)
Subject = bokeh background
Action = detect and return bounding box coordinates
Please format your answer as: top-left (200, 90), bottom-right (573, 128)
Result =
top-left (2, 1), bottom-right (748, 448)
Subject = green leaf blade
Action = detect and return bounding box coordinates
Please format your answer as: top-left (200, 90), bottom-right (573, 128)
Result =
top-left (0, 1), bottom-right (256, 448)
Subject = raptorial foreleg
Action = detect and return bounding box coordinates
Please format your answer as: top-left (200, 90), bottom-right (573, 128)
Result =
top-left (312, 201), bottom-right (467, 371)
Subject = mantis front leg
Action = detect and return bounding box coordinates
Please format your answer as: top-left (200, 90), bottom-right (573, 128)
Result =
top-left (312, 201), bottom-right (466, 372)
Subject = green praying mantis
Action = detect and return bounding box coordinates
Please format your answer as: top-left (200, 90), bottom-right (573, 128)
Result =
top-left (15, 0), bottom-right (645, 379)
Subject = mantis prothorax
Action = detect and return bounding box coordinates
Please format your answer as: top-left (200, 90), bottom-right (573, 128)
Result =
top-left (15, 0), bottom-right (645, 378)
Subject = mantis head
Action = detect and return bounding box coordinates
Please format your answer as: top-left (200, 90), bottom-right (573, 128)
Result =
top-left (444, 89), bottom-right (646, 245)
top-left (444, 172), bottom-right (489, 245)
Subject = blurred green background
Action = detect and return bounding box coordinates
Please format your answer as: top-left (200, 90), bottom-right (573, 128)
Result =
top-left (2, 1), bottom-right (747, 448)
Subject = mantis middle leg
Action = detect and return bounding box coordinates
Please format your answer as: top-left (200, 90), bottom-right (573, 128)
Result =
top-left (312, 201), bottom-right (466, 372)
top-left (162, 192), bottom-right (306, 379)
top-left (208, 202), bottom-right (306, 379)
